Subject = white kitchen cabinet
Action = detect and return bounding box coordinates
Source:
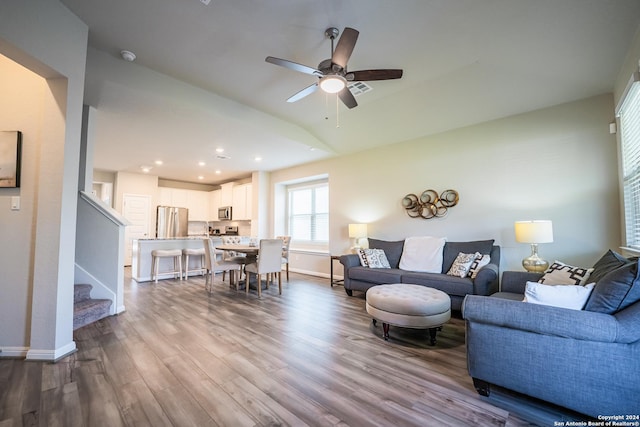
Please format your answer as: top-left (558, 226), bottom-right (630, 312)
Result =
top-left (232, 183), bottom-right (252, 220)
top-left (187, 190), bottom-right (210, 221)
top-left (220, 183), bottom-right (234, 206)
top-left (158, 187), bottom-right (173, 206)
top-left (209, 190), bottom-right (221, 220)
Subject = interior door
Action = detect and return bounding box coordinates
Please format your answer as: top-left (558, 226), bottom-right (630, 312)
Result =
top-left (123, 193), bottom-right (152, 266)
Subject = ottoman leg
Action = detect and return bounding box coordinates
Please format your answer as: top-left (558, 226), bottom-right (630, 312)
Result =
top-left (382, 323), bottom-right (390, 340)
top-left (428, 327), bottom-right (438, 346)
top-left (372, 319), bottom-right (377, 326)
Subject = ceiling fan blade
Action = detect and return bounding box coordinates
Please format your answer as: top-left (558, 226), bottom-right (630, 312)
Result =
top-left (332, 27), bottom-right (359, 69)
top-left (287, 83), bottom-right (319, 103)
top-left (338, 87), bottom-right (358, 109)
top-left (346, 69), bottom-right (404, 81)
top-left (266, 56), bottom-right (323, 77)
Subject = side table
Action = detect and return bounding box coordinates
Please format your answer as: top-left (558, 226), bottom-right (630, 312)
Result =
top-left (330, 255), bottom-right (344, 287)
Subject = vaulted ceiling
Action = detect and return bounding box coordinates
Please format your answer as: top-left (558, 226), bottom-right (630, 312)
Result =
top-left (60, 0), bottom-right (640, 184)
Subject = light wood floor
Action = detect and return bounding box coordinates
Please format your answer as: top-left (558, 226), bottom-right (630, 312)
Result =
top-left (1, 270), bottom-right (544, 426)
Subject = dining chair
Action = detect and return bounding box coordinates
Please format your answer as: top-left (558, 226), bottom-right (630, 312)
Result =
top-left (220, 236), bottom-right (248, 282)
top-left (203, 238), bottom-right (242, 293)
top-left (276, 235), bottom-right (291, 281)
top-left (244, 238), bottom-right (283, 297)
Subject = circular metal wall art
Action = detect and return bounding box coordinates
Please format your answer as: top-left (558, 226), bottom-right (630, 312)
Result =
top-left (402, 189), bottom-right (459, 219)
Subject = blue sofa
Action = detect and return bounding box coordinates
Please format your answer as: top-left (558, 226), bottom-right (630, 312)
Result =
top-left (463, 257), bottom-right (640, 418)
top-left (340, 238), bottom-right (500, 311)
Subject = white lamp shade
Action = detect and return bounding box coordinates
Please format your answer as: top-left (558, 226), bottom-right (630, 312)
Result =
top-left (348, 223), bottom-right (368, 238)
top-left (514, 220), bottom-right (554, 244)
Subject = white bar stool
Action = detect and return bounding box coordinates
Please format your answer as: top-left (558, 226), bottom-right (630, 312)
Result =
top-left (151, 249), bottom-right (183, 283)
top-left (183, 247), bottom-right (206, 279)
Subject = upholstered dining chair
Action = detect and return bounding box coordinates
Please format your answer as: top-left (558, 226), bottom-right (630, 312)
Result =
top-left (203, 238), bottom-right (242, 293)
top-left (220, 235), bottom-right (248, 282)
top-left (244, 238), bottom-right (283, 297)
top-left (276, 235), bottom-right (291, 281)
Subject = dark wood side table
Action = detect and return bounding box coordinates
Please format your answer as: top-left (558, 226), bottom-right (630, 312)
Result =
top-left (330, 255), bottom-right (344, 287)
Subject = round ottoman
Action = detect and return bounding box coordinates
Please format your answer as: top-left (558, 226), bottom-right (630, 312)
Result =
top-left (366, 284), bottom-right (451, 345)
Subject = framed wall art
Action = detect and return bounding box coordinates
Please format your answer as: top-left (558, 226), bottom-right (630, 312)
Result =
top-left (0, 131), bottom-right (22, 188)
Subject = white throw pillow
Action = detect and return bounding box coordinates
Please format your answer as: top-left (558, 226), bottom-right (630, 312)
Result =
top-left (524, 281), bottom-right (595, 310)
top-left (357, 249), bottom-right (391, 268)
top-left (539, 260), bottom-right (594, 285)
top-left (468, 254), bottom-right (491, 278)
top-left (447, 252), bottom-right (478, 278)
top-left (399, 236), bottom-right (446, 273)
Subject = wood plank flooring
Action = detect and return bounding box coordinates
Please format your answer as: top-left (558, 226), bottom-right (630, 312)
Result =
top-left (1, 270), bottom-right (547, 426)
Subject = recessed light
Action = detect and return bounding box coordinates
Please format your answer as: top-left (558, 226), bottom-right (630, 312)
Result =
top-left (155, 160), bottom-right (163, 165)
top-left (215, 148), bottom-right (224, 153)
top-left (140, 166), bottom-right (152, 173)
top-left (215, 170), bottom-right (221, 174)
top-left (255, 156), bottom-right (262, 162)
top-left (198, 161), bottom-right (206, 166)
top-left (197, 175), bottom-right (204, 180)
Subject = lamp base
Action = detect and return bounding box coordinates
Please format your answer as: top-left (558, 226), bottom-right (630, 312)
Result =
top-left (522, 244), bottom-right (549, 272)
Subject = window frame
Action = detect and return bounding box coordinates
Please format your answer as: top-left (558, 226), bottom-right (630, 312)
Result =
top-left (286, 179), bottom-right (329, 248)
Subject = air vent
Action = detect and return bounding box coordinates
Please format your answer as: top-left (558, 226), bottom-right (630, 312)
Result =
top-left (216, 154), bottom-right (230, 160)
top-left (348, 81), bottom-right (373, 97)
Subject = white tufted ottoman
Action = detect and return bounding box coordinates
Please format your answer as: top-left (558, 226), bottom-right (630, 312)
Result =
top-left (366, 284), bottom-right (451, 345)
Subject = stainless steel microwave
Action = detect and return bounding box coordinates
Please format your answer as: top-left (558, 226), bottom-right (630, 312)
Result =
top-left (218, 206), bottom-right (232, 220)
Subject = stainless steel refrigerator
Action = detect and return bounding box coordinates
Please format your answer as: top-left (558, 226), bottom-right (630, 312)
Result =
top-left (156, 206), bottom-right (189, 238)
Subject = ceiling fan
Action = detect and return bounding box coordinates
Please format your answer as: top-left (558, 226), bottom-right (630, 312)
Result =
top-left (265, 27), bottom-right (403, 109)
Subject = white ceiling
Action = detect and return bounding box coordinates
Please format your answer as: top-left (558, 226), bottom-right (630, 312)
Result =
top-left (59, 0), bottom-right (640, 185)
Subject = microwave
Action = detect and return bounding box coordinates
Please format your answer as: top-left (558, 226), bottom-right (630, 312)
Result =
top-left (218, 206), bottom-right (232, 220)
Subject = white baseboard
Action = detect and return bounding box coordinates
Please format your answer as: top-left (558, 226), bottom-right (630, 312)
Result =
top-left (0, 346), bottom-right (29, 358)
top-left (26, 341), bottom-right (77, 361)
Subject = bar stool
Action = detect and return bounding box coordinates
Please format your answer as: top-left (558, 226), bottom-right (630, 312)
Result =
top-left (151, 249), bottom-right (183, 283)
top-left (183, 247), bottom-right (206, 279)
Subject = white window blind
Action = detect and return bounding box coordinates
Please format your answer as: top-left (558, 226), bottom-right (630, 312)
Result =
top-left (618, 72), bottom-right (640, 249)
top-left (287, 181), bottom-right (328, 243)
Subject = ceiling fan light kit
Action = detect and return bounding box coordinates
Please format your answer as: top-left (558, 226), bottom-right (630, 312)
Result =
top-left (319, 75), bottom-right (346, 93)
top-left (265, 26), bottom-right (403, 109)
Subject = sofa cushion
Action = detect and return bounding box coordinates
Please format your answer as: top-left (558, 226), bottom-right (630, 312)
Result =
top-left (584, 258), bottom-right (640, 314)
top-left (589, 250), bottom-right (629, 284)
top-left (368, 238), bottom-right (404, 269)
top-left (399, 236), bottom-right (446, 272)
top-left (349, 266), bottom-right (403, 284)
top-left (524, 281), bottom-right (595, 310)
top-left (401, 271), bottom-right (473, 297)
top-left (442, 240), bottom-right (494, 273)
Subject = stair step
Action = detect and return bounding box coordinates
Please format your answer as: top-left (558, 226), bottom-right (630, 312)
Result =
top-left (74, 284), bottom-right (93, 303)
top-left (73, 298), bottom-right (112, 331)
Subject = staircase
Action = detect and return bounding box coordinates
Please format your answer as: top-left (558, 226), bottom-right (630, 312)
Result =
top-left (73, 284), bottom-right (112, 330)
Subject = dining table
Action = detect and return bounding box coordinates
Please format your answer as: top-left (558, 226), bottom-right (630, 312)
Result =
top-left (216, 244), bottom-right (260, 263)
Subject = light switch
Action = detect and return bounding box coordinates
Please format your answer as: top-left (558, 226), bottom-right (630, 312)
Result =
top-left (10, 196), bottom-right (20, 210)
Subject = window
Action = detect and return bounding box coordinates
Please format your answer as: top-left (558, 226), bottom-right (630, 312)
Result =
top-left (287, 181), bottom-right (328, 243)
top-left (618, 72), bottom-right (640, 250)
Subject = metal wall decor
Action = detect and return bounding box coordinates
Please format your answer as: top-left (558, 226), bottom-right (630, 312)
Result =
top-left (402, 189), bottom-right (459, 219)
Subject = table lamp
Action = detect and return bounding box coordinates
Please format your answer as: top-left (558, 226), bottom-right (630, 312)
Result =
top-left (348, 223), bottom-right (368, 253)
top-left (514, 220), bottom-right (554, 272)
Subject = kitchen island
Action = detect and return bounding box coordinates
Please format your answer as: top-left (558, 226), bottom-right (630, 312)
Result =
top-left (132, 237), bottom-right (224, 282)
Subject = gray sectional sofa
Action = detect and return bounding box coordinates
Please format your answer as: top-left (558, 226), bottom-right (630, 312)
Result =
top-left (339, 238), bottom-right (500, 310)
top-left (463, 250), bottom-right (640, 418)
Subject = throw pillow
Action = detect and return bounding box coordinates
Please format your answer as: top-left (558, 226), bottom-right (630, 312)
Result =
top-left (538, 261), bottom-right (593, 285)
top-left (368, 238), bottom-right (405, 269)
top-left (447, 252), bottom-right (478, 278)
top-left (357, 249), bottom-right (370, 267)
top-left (468, 254), bottom-right (491, 279)
top-left (442, 240), bottom-right (494, 274)
top-left (399, 236), bottom-right (447, 273)
top-left (584, 258), bottom-right (640, 314)
top-left (524, 281), bottom-right (595, 310)
top-left (588, 249), bottom-right (629, 284)
top-left (363, 249), bottom-right (391, 269)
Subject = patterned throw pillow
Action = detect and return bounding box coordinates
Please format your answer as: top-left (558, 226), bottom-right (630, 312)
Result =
top-left (468, 254), bottom-right (491, 278)
top-left (446, 252), bottom-right (478, 278)
top-left (539, 260), bottom-right (594, 286)
top-left (357, 249), bottom-right (391, 269)
top-left (357, 249), bottom-right (370, 267)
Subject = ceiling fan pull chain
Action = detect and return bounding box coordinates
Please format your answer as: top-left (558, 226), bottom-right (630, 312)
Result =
top-left (336, 94), bottom-right (340, 128)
